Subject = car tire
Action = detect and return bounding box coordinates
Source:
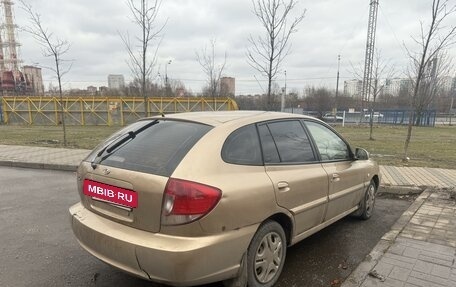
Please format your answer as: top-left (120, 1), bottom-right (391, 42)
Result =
top-left (353, 180), bottom-right (377, 220)
top-left (246, 220), bottom-right (287, 287)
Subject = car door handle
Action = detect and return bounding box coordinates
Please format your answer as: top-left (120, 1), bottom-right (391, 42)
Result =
top-left (277, 181), bottom-right (290, 192)
top-left (332, 174), bottom-right (340, 182)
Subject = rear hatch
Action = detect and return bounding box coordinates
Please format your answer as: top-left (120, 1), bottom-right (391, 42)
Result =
top-left (77, 119), bottom-right (213, 233)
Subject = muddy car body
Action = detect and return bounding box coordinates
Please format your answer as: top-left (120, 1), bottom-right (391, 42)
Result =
top-left (70, 111), bottom-right (380, 286)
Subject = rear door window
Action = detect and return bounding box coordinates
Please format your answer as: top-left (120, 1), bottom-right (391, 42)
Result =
top-left (221, 124), bottom-right (262, 165)
top-left (258, 124), bottom-right (280, 163)
top-left (259, 120), bottom-right (317, 164)
top-left (99, 120), bottom-right (212, 176)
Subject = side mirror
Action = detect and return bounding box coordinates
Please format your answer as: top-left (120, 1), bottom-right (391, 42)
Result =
top-left (355, 148), bottom-right (370, 160)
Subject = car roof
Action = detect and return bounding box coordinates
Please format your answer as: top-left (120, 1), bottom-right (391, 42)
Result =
top-left (150, 111), bottom-right (317, 126)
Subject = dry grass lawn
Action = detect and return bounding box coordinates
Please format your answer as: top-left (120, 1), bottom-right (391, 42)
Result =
top-left (0, 123), bottom-right (455, 169)
top-left (335, 124), bottom-right (456, 169)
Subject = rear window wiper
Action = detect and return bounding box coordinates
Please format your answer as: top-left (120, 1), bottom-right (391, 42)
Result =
top-left (91, 119), bottom-right (159, 169)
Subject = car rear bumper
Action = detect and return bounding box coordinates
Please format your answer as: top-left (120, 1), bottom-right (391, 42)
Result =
top-left (69, 203), bottom-right (257, 286)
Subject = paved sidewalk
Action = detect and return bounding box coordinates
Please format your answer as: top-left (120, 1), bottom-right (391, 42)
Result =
top-left (343, 189), bottom-right (456, 287)
top-left (0, 144), bottom-right (90, 171)
top-left (381, 166), bottom-right (456, 189)
top-left (0, 144), bottom-right (455, 287)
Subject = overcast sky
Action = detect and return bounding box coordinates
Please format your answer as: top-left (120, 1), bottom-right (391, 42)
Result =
top-left (12, 0), bottom-right (456, 95)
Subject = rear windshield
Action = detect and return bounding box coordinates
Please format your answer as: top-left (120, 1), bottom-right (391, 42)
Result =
top-left (95, 120), bottom-right (212, 177)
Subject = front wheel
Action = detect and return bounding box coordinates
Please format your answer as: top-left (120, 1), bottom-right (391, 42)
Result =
top-left (246, 221), bottom-right (287, 287)
top-left (354, 180), bottom-right (377, 220)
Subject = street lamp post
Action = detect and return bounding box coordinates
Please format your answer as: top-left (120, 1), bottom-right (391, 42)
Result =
top-left (0, 94), bottom-right (3, 124)
top-left (165, 60), bottom-right (172, 97)
top-left (281, 70), bottom-right (286, 112)
top-left (335, 55), bottom-right (340, 114)
top-left (450, 84), bottom-right (455, 126)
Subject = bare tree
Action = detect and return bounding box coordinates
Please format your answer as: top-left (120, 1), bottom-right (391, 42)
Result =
top-left (247, 0), bottom-right (305, 110)
top-left (196, 39), bottom-right (227, 99)
top-left (260, 82), bottom-right (282, 110)
top-left (409, 52), bottom-right (453, 123)
top-left (403, 0), bottom-right (456, 160)
top-left (235, 95), bottom-right (258, 110)
top-left (304, 87), bottom-right (333, 118)
top-left (167, 78), bottom-right (187, 97)
top-left (120, 0), bottom-right (166, 116)
top-left (20, 0), bottom-right (72, 146)
top-left (127, 77), bottom-right (159, 97)
top-left (350, 50), bottom-right (395, 140)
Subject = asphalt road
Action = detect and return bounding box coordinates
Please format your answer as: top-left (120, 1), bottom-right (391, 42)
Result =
top-left (0, 167), bottom-right (413, 287)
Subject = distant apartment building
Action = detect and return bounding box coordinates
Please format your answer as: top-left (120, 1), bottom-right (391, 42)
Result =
top-left (343, 76), bottom-right (454, 100)
top-left (220, 77), bottom-right (235, 96)
top-left (107, 74), bottom-right (125, 90)
top-left (343, 79), bottom-right (362, 97)
top-left (382, 78), bottom-right (413, 97)
top-left (23, 65), bottom-right (44, 95)
top-left (383, 78), bottom-right (402, 96)
top-left (440, 76), bottom-right (454, 93)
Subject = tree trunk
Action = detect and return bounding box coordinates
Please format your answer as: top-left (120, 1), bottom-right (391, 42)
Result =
top-left (55, 55), bottom-right (67, 147)
top-left (403, 114), bottom-right (413, 160)
top-left (369, 109), bottom-right (374, 140)
top-left (142, 0), bottom-right (148, 117)
top-left (267, 75), bottom-right (272, 111)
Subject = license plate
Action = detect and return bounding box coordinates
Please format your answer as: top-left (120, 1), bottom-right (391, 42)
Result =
top-left (83, 179), bottom-right (138, 208)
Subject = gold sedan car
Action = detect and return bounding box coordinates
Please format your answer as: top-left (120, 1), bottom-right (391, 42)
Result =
top-left (70, 111), bottom-right (380, 287)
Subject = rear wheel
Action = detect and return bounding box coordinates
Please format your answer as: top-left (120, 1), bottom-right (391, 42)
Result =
top-left (246, 221), bottom-right (286, 287)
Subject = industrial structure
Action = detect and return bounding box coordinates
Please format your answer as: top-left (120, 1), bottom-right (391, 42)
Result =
top-left (0, 0), bottom-right (43, 94)
top-left (361, 0), bottom-right (379, 103)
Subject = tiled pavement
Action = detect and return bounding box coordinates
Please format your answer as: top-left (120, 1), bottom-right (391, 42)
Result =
top-left (363, 237), bottom-right (456, 287)
top-left (344, 190), bottom-right (456, 287)
top-left (402, 192), bottom-right (456, 248)
top-left (0, 144), bottom-right (90, 171)
top-left (380, 166), bottom-right (456, 189)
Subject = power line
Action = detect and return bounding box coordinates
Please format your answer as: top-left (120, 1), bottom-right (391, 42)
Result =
top-left (317, 2), bottom-right (370, 87)
top-left (378, 5), bottom-right (408, 57)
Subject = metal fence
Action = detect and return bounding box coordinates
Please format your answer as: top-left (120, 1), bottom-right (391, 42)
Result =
top-left (0, 96), bottom-right (239, 126)
top-left (304, 110), bottom-right (437, 126)
top-left (341, 110), bottom-right (436, 126)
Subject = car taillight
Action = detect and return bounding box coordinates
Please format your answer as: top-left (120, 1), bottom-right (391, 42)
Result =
top-left (161, 178), bottom-right (222, 225)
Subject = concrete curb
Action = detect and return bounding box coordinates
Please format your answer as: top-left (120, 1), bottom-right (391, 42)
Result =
top-left (0, 160), bottom-right (77, 172)
top-left (379, 184), bottom-right (424, 195)
top-left (341, 188), bottom-right (433, 287)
